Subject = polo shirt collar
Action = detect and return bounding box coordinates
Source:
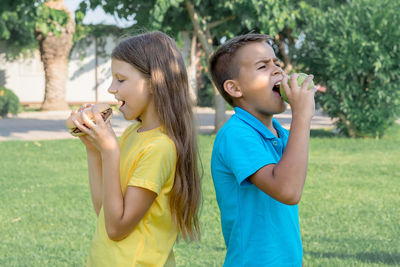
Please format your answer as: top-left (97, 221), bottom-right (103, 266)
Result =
top-left (233, 107), bottom-right (285, 140)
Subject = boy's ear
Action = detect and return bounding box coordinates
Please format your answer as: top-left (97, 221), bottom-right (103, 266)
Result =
top-left (223, 80), bottom-right (242, 98)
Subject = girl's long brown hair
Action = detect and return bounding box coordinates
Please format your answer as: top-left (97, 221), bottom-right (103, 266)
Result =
top-left (112, 31), bottom-right (201, 241)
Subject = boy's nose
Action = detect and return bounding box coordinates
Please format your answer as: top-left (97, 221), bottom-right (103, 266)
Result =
top-left (272, 66), bottom-right (282, 76)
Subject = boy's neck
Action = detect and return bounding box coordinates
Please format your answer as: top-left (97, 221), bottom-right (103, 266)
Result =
top-left (255, 113), bottom-right (278, 137)
top-left (236, 106), bottom-right (278, 137)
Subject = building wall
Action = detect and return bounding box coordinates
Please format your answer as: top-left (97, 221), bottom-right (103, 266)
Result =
top-left (0, 36), bottom-right (117, 104)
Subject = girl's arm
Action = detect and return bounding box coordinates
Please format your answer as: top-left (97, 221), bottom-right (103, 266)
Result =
top-left (101, 150), bottom-right (157, 241)
top-left (85, 148), bottom-right (103, 216)
top-left (72, 106), bottom-right (157, 240)
top-left (72, 107), bottom-right (103, 215)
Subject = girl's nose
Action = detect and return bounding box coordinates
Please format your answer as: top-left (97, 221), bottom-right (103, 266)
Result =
top-left (108, 85), bottom-right (116, 94)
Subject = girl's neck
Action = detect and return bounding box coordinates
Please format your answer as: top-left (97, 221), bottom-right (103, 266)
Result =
top-left (138, 100), bottom-right (162, 132)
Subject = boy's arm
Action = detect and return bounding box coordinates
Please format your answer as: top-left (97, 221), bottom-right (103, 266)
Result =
top-left (249, 74), bottom-right (316, 205)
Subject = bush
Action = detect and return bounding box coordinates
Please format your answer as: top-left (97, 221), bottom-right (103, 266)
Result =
top-left (295, 0), bottom-right (400, 138)
top-left (0, 87), bottom-right (21, 117)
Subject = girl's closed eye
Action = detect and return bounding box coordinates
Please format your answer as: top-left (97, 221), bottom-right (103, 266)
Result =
top-left (118, 79), bottom-right (125, 83)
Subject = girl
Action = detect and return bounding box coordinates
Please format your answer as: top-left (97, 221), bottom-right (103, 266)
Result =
top-left (71, 31), bottom-right (201, 266)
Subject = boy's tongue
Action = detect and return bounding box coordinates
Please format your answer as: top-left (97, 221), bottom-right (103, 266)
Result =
top-left (273, 84), bottom-right (281, 96)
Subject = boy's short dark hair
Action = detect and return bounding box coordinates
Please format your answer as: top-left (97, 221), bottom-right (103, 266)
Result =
top-left (208, 33), bottom-right (274, 106)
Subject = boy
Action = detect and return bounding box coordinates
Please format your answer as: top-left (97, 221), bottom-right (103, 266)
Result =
top-left (209, 33), bottom-right (316, 266)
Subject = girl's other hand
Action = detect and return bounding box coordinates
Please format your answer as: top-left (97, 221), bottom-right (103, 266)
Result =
top-left (72, 105), bottom-right (119, 154)
top-left (70, 107), bottom-right (99, 153)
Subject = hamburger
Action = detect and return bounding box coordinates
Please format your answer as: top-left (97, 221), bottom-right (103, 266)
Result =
top-left (65, 103), bottom-right (113, 136)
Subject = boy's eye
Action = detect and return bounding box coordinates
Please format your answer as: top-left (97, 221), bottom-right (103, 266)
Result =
top-left (257, 65), bottom-right (266, 70)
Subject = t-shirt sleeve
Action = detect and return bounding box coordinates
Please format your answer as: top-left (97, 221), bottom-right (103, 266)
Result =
top-left (128, 138), bottom-right (177, 195)
top-left (221, 127), bottom-right (277, 186)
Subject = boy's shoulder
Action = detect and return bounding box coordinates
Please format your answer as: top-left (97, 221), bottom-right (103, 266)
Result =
top-left (216, 112), bottom-right (256, 139)
top-left (214, 112), bottom-right (264, 153)
top-left (217, 107), bottom-right (288, 142)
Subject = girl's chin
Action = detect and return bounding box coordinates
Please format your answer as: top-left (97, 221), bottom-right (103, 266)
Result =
top-left (121, 111), bottom-right (138, 121)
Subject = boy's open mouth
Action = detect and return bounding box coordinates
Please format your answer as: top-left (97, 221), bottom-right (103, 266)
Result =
top-left (273, 82), bottom-right (281, 97)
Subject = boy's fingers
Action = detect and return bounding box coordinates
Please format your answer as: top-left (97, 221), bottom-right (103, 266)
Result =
top-left (280, 74), bottom-right (290, 92)
top-left (290, 73), bottom-right (299, 89)
top-left (301, 75), bottom-right (314, 91)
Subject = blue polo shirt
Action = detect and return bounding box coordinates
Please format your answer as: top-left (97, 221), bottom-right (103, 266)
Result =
top-left (211, 107), bottom-right (302, 267)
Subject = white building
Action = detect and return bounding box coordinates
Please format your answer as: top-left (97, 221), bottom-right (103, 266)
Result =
top-left (0, 36), bottom-right (118, 105)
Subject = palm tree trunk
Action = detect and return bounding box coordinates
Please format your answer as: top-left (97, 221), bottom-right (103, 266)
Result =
top-left (37, 0), bottom-right (74, 111)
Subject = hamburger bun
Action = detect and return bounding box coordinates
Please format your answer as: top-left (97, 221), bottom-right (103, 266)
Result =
top-left (66, 103), bottom-right (113, 137)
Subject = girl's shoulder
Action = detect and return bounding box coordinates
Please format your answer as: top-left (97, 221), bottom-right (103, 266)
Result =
top-left (147, 129), bottom-right (176, 151)
top-left (120, 121), bottom-right (141, 142)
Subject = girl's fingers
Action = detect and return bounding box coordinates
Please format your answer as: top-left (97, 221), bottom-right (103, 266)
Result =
top-left (81, 110), bottom-right (96, 130)
top-left (91, 105), bottom-right (104, 125)
top-left (78, 104), bottom-right (92, 112)
top-left (72, 117), bottom-right (92, 136)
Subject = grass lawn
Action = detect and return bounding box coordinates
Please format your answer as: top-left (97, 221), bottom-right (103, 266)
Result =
top-left (0, 125), bottom-right (399, 266)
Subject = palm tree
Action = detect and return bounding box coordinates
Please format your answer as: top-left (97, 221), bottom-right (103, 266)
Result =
top-left (35, 0), bottom-right (74, 110)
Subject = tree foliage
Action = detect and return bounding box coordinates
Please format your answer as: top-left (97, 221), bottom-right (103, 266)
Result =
top-left (80, 0), bottom-right (311, 131)
top-left (295, 0), bottom-right (400, 138)
top-left (0, 1), bottom-right (39, 57)
top-left (0, 0), bottom-right (73, 59)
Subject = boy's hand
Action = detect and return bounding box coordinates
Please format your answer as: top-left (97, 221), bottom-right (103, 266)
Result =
top-left (281, 73), bottom-right (316, 121)
top-left (72, 105), bottom-right (119, 154)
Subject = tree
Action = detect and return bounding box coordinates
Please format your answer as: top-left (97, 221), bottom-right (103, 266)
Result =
top-left (80, 0), bottom-right (229, 131)
top-left (81, 0), bottom-right (310, 131)
top-left (294, 0), bottom-right (400, 138)
top-left (0, 0), bottom-right (74, 110)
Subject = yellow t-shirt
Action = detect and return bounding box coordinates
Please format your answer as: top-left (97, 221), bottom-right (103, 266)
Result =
top-left (87, 121), bottom-right (178, 267)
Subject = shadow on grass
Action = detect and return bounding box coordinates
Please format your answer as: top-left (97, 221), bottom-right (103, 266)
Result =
top-left (306, 251), bottom-right (400, 265)
top-left (310, 129), bottom-right (337, 138)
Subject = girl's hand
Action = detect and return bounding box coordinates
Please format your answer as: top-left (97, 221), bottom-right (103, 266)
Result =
top-left (72, 105), bottom-right (119, 154)
top-left (71, 105), bottom-right (98, 152)
top-left (281, 73), bottom-right (316, 121)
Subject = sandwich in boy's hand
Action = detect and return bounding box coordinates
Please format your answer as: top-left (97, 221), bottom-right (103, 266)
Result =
top-left (65, 103), bottom-right (113, 137)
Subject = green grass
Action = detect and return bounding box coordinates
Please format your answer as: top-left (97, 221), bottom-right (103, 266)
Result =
top-left (0, 126), bottom-right (399, 266)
